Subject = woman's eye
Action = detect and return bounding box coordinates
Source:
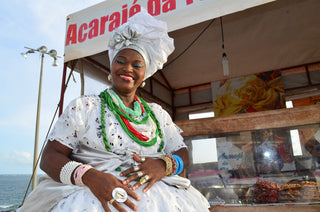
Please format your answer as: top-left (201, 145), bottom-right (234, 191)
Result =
top-left (116, 59), bottom-right (125, 64)
top-left (133, 64), bottom-right (143, 68)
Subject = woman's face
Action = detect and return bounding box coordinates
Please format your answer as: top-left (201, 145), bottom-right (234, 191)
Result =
top-left (111, 48), bottom-right (146, 95)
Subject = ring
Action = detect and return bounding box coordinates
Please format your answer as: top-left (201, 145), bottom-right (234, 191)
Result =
top-left (109, 198), bottom-right (115, 205)
top-left (141, 157), bottom-right (146, 162)
top-left (133, 165), bottom-right (140, 172)
top-left (139, 175), bottom-right (150, 185)
top-left (136, 171), bottom-right (143, 177)
top-left (139, 177), bottom-right (147, 185)
top-left (112, 187), bottom-right (128, 203)
top-left (144, 175), bottom-right (150, 180)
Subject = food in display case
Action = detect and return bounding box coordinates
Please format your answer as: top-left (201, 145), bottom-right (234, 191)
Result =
top-left (279, 181), bottom-right (320, 202)
top-left (189, 174), bottom-right (320, 205)
top-left (187, 124), bottom-right (320, 206)
top-left (253, 180), bottom-right (279, 203)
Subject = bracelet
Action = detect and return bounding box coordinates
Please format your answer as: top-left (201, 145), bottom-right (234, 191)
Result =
top-left (167, 154), bottom-right (177, 175)
top-left (159, 155), bottom-right (173, 176)
top-left (172, 155), bottom-right (184, 175)
top-left (73, 164), bottom-right (93, 186)
top-left (159, 154), bottom-right (178, 176)
top-left (60, 161), bottom-right (83, 185)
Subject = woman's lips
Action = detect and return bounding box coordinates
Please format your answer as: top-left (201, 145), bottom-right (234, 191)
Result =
top-left (120, 74), bottom-right (133, 81)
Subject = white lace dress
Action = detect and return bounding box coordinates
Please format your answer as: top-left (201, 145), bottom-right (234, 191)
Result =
top-left (21, 95), bottom-right (210, 212)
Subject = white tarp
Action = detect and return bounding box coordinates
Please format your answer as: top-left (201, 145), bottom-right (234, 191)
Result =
top-left (64, 0), bottom-right (275, 62)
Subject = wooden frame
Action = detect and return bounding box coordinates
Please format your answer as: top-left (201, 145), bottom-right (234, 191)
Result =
top-left (175, 104), bottom-right (320, 137)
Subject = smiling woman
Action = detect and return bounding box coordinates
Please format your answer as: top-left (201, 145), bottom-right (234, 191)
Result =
top-left (110, 49), bottom-right (146, 97)
top-left (18, 8), bottom-right (210, 212)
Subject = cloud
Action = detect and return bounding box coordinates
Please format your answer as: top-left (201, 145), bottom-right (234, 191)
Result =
top-left (0, 150), bottom-right (38, 174)
top-left (1, 150), bottom-right (33, 165)
top-left (14, 150), bottom-right (33, 164)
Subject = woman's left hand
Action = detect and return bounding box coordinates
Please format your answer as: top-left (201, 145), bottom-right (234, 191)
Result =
top-left (120, 153), bottom-right (166, 193)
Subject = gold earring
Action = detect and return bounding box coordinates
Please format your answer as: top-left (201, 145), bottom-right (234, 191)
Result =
top-left (140, 81), bottom-right (146, 88)
top-left (107, 74), bottom-right (112, 81)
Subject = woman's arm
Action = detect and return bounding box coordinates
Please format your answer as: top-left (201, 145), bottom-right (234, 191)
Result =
top-left (40, 140), bottom-right (139, 212)
top-left (40, 140), bottom-right (73, 182)
top-left (173, 147), bottom-right (190, 172)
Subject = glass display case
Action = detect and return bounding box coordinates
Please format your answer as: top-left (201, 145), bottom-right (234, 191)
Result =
top-left (185, 124), bottom-right (320, 206)
top-left (175, 105), bottom-right (320, 211)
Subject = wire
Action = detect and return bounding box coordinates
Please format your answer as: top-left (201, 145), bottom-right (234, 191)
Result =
top-left (163, 18), bottom-right (216, 69)
top-left (220, 17), bottom-right (225, 50)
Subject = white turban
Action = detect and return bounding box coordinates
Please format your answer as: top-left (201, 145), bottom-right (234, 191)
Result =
top-left (108, 8), bottom-right (174, 80)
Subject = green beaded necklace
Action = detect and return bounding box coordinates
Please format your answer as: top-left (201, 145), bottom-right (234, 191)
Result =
top-left (109, 89), bottom-right (142, 118)
top-left (100, 89), bottom-right (164, 152)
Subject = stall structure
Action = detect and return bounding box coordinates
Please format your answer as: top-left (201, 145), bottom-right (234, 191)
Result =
top-left (61, 0), bottom-right (320, 211)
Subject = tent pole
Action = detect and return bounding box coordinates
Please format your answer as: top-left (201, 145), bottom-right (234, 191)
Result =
top-left (59, 63), bottom-right (67, 116)
top-left (80, 60), bottom-right (85, 96)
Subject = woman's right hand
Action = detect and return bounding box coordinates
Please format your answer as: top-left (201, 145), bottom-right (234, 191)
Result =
top-left (82, 168), bottom-right (140, 212)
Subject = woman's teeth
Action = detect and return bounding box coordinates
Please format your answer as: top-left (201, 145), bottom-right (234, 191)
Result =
top-left (120, 75), bottom-right (133, 81)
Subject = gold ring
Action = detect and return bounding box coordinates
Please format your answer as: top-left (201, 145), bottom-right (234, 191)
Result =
top-left (139, 175), bottom-right (150, 185)
top-left (109, 198), bottom-right (115, 205)
top-left (139, 177), bottom-right (147, 185)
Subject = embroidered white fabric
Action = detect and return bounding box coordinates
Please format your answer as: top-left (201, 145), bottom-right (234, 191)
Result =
top-left (45, 95), bottom-right (209, 211)
top-left (47, 95), bottom-right (186, 155)
top-left (51, 173), bottom-right (209, 212)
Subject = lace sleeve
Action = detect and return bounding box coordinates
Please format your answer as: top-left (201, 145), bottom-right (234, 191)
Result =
top-left (47, 97), bottom-right (88, 151)
top-left (149, 103), bottom-right (187, 154)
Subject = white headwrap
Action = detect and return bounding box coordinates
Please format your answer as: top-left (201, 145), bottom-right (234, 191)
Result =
top-left (108, 8), bottom-right (174, 80)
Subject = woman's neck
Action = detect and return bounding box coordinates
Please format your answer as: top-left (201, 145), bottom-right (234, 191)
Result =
top-left (111, 87), bottom-right (136, 109)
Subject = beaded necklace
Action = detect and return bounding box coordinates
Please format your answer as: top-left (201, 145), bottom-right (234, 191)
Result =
top-left (100, 89), bottom-right (164, 152)
top-left (109, 89), bottom-right (142, 118)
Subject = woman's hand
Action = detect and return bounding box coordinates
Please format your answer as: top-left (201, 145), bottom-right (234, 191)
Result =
top-left (41, 141), bottom-right (139, 212)
top-left (83, 168), bottom-right (140, 212)
top-left (120, 153), bottom-right (166, 193)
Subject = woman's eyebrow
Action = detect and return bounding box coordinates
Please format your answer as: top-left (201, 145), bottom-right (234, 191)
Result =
top-left (117, 55), bottom-right (126, 59)
top-left (117, 55), bottom-right (144, 63)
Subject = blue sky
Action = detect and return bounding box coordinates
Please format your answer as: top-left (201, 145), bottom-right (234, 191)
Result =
top-left (0, 0), bottom-right (105, 174)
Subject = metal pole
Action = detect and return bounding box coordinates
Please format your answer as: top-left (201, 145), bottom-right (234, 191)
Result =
top-left (32, 53), bottom-right (44, 190)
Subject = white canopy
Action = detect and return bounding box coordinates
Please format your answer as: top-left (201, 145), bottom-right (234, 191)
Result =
top-left (62, 0), bottom-right (320, 119)
top-left (64, 0), bottom-right (275, 62)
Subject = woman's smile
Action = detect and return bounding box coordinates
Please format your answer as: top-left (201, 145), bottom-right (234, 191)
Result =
top-left (120, 74), bottom-right (134, 82)
top-left (111, 48), bottom-right (146, 94)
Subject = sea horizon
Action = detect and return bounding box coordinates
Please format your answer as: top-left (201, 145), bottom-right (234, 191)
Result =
top-left (0, 174), bottom-right (43, 212)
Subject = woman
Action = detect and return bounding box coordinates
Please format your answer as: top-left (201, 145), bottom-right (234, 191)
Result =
top-left (19, 9), bottom-right (210, 212)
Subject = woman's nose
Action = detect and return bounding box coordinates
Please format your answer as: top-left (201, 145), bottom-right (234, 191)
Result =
top-left (122, 63), bottom-right (134, 72)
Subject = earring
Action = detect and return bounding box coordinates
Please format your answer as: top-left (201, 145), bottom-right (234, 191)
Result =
top-left (107, 74), bottom-right (112, 81)
top-left (140, 81), bottom-right (146, 88)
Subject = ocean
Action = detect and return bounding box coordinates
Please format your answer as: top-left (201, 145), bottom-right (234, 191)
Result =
top-left (0, 175), bottom-right (34, 212)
